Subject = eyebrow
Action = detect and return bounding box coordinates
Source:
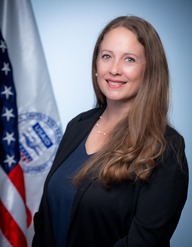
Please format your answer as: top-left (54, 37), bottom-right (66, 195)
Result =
top-left (99, 49), bottom-right (140, 58)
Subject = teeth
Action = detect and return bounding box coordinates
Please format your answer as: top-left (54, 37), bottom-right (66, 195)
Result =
top-left (107, 80), bottom-right (125, 85)
top-left (109, 81), bottom-right (119, 85)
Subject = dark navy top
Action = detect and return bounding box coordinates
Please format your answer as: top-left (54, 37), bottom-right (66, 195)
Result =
top-left (47, 137), bottom-right (90, 247)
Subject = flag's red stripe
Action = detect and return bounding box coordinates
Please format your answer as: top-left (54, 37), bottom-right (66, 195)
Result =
top-left (8, 164), bottom-right (32, 227)
top-left (0, 200), bottom-right (28, 247)
top-left (8, 165), bottom-right (26, 200)
top-left (26, 205), bottom-right (32, 227)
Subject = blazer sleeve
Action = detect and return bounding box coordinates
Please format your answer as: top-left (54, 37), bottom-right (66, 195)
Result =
top-left (112, 133), bottom-right (189, 247)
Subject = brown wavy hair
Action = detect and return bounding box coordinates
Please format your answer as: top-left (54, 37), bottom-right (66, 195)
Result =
top-left (74, 16), bottom-right (169, 185)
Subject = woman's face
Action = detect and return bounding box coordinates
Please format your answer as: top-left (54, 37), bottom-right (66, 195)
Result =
top-left (96, 27), bottom-right (146, 106)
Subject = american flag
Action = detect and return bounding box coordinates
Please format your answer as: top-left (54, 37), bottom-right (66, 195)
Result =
top-left (0, 30), bottom-right (32, 247)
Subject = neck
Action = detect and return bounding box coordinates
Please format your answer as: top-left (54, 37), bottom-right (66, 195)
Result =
top-left (95, 105), bottom-right (129, 137)
top-left (102, 103), bottom-right (130, 124)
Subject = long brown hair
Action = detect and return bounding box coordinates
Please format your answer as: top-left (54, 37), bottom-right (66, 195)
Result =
top-left (74, 16), bottom-right (169, 185)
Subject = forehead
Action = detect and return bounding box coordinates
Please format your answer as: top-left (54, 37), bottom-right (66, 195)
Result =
top-left (100, 27), bottom-right (144, 53)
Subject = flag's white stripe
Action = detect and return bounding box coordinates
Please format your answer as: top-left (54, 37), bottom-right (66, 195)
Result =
top-left (0, 229), bottom-right (12, 247)
top-left (0, 166), bottom-right (27, 235)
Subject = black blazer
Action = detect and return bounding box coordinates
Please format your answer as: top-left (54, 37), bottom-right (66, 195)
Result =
top-left (32, 107), bottom-right (188, 247)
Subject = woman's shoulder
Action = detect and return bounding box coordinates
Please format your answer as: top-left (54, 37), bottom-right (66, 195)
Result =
top-left (74, 107), bottom-right (104, 120)
top-left (165, 125), bottom-right (185, 145)
top-left (67, 106), bottom-right (105, 125)
top-left (163, 125), bottom-right (188, 171)
top-left (164, 125), bottom-right (186, 156)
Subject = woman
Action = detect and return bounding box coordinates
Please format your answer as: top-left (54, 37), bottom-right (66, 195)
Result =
top-left (32, 16), bottom-right (188, 247)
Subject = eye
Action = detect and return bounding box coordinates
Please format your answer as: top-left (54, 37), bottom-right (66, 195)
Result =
top-left (126, 57), bottom-right (135, 63)
top-left (102, 54), bottom-right (111, 59)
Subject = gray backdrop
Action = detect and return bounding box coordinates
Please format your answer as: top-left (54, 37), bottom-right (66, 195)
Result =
top-left (31, 0), bottom-right (192, 246)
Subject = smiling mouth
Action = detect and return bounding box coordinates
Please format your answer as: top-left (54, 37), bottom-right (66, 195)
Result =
top-left (106, 80), bottom-right (127, 87)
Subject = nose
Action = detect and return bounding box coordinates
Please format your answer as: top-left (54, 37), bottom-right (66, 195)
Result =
top-left (109, 60), bottom-right (122, 76)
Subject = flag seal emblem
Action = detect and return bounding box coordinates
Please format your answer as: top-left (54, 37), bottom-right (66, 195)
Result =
top-left (18, 112), bottom-right (62, 174)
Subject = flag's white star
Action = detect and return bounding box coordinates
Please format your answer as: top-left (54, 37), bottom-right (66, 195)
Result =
top-left (0, 40), bottom-right (7, 53)
top-left (4, 154), bottom-right (16, 167)
top-left (1, 85), bottom-right (14, 99)
top-left (3, 132), bottom-right (16, 145)
top-left (2, 108), bottom-right (15, 121)
top-left (1, 62), bottom-right (11, 75)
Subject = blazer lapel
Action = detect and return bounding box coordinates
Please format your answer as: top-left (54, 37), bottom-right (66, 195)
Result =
top-left (45, 107), bottom-right (104, 183)
top-left (39, 107), bottom-right (105, 246)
